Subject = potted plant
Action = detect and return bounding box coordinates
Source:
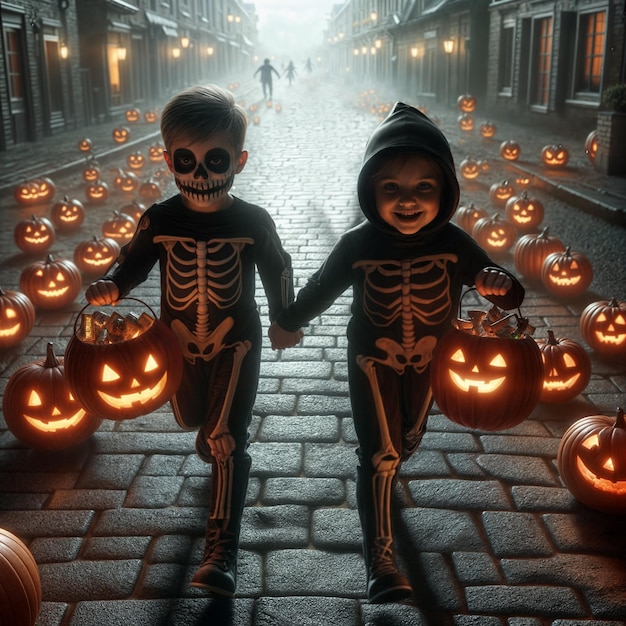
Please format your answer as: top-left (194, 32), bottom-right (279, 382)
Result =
top-left (595, 83), bottom-right (626, 175)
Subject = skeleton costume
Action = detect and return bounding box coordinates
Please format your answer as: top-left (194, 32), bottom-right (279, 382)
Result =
top-left (275, 102), bottom-right (524, 603)
top-left (105, 192), bottom-right (293, 597)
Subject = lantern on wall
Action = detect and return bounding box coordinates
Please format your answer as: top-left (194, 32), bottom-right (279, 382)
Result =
top-left (50, 195), bottom-right (85, 232)
top-left (513, 227), bottom-right (566, 282)
top-left (541, 144), bottom-right (570, 168)
top-left (64, 301), bottom-right (184, 420)
top-left (472, 213), bottom-right (516, 255)
top-left (535, 330), bottom-right (591, 403)
top-left (479, 120), bottom-right (497, 139)
top-left (455, 202), bottom-right (488, 234)
top-left (0, 287), bottom-right (36, 350)
top-left (0, 528), bottom-right (41, 626)
top-left (505, 191), bottom-right (544, 232)
top-left (73, 236), bottom-right (120, 276)
top-left (430, 301), bottom-right (543, 430)
top-left (499, 140), bottom-right (521, 162)
top-left (19, 254), bottom-right (82, 310)
top-left (584, 130), bottom-right (598, 164)
top-left (488, 179), bottom-right (516, 207)
top-left (540, 246), bottom-right (593, 298)
top-left (456, 94), bottom-right (477, 113)
top-left (557, 408), bottom-right (626, 514)
top-left (14, 215), bottom-right (56, 255)
top-left (3, 342), bottom-right (103, 450)
top-left (579, 298), bottom-right (626, 356)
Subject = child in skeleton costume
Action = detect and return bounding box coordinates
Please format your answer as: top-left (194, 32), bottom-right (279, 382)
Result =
top-left (86, 85), bottom-right (295, 598)
top-left (269, 102), bottom-right (525, 603)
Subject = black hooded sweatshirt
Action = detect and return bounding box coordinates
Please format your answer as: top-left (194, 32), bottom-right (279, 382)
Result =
top-left (276, 102), bottom-right (524, 359)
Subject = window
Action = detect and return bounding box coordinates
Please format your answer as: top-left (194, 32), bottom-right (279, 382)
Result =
top-left (576, 11), bottom-right (605, 94)
top-left (498, 24), bottom-right (514, 94)
top-left (531, 16), bottom-right (552, 108)
top-left (4, 27), bottom-right (24, 106)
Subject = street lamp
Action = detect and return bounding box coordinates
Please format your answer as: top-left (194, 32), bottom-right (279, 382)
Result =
top-left (181, 35), bottom-right (190, 49)
top-left (60, 43), bottom-right (69, 59)
top-left (172, 47), bottom-right (181, 59)
top-left (206, 46), bottom-right (214, 56)
top-left (443, 38), bottom-right (454, 54)
top-left (116, 46), bottom-right (127, 61)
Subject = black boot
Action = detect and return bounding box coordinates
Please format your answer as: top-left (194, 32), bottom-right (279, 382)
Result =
top-left (190, 453), bottom-right (251, 596)
top-left (357, 464), bottom-right (412, 604)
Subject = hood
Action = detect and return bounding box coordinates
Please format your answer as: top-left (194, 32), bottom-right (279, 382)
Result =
top-left (357, 102), bottom-right (460, 242)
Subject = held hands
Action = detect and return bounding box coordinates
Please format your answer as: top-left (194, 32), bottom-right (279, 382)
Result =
top-left (268, 321), bottom-right (304, 350)
top-left (475, 268), bottom-right (513, 298)
top-left (85, 279), bottom-right (120, 306)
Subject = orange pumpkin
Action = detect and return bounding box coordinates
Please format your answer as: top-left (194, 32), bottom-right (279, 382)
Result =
top-left (455, 203), bottom-right (488, 234)
top-left (50, 196), bottom-right (85, 232)
top-left (127, 151), bottom-right (146, 171)
top-left (457, 94), bottom-right (477, 113)
top-left (459, 157), bottom-right (480, 180)
top-left (505, 191), bottom-right (544, 232)
top-left (513, 227), bottom-right (566, 281)
top-left (73, 236), bottom-right (120, 276)
top-left (579, 298), bottom-right (626, 356)
top-left (14, 215), bottom-right (56, 255)
top-left (557, 408), bottom-right (626, 514)
top-left (457, 113), bottom-right (474, 132)
top-left (479, 121), bottom-right (497, 138)
top-left (0, 287), bottom-right (35, 349)
top-left (19, 254), bottom-right (82, 310)
top-left (82, 159), bottom-right (101, 182)
top-left (85, 179), bottom-right (110, 204)
top-left (144, 110), bottom-right (159, 123)
top-left (540, 246), bottom-right (593, 298)
top-left (112, 169), bottom-right (140, 194)
top-left (34, 177), bottom-right (56, 203)
top-left (101, 211), bottom-right (136, 241)
top-left (13, 181), bottom-right (42, 206)
top-left (0, 528), bottom-right (41, 626)
top-left (488, 179), bottom-right (516, 207)
top-left (472, 213), bottom-right (516, 255)
top-left (77, 137), bottom-right (93, 152)
top-left (584, 130), bottom-right (598, 163)
top-left (541, 144), bottom-right (569, 168)
top-left (3, 342), bottom-right (103, 449)
top-left (148, 143), bottom-right (164, 162)
top-left (112, 126), bottom-right (131, 144)
top-left (138, 178), bottom-right (162, 201)
top-left (499, 140), bottom-right (521, 162)
top-left (119, 200), bottom-right (146, 223)
top-left (125, 107), bottom-right (141, 123)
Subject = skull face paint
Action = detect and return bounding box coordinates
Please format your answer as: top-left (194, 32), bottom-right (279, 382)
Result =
top-left (172, 146), bottom-right (235, 205)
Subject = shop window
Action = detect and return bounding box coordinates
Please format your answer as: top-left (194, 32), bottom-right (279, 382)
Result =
top-left (575, 11), bottom-right (605, 95)
top-left (530, 16), bottom-right (552, 108)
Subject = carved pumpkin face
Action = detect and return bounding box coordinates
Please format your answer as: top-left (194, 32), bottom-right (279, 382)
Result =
top-left (457, 113), bottom-right (474, 132)
top-left (500, 140), bottom-right (521, 161)
top-left (541, 144), bottom-right (569, 168)
top-left (125, 107), bottom-right (141, 123)
top-left (0, 287), bottom-right (35, 349)
top-left (557, 409), bottom-right (626, 514)
top-left (580, 298), bottom-right (626, 355)
top-left (489, 180), bottom-right (516, 207)
top-left (459, 157), bottom-right (480, 180)
top-left (73, 236), bottom-right (120, 276)
top-left (77, 138), bottom-right (93, 152)
top-left (515, 174), bottom-right (532, 188)
top-left (540, 246), bottom-right (593, 298)
top-left (138, 178), bottom-right (162, 201)
top-left (536, 330), bottom-right (591, 403)
top-left (119, 200), bottom-right (146, 222)
top-left (148, 143), bottom-right (165, 162)
top-left (85, 179), bottom-right (110, 204)
top-left (455, 203), bottom-right (488, 234)
top-left (144, 110), bottom-right (158, 123)
top-left (513, 227), bottom-right (566, 281)
top-left (584, 130), bottom-right (598, 163)
top-left (113, 169), bottom-right (140, 194)
top-left (102, 211), bottom-right (136, 241)
top-left (14, 215), bottom-right (56, 255)
top-left (64, 314), bottom-right (184, 420)
top-left (14, 181), bottom-right (42, 206)
top-left (479, 121), bottom-right (496, 138)
top-left (430, 327), bottom-right (543, 430)
top-left (83, 161), bottom-right (101, 182)
top-left (127, 151), bottom-right (146, 170)
top-left (2, 342), bottom-right (102, 450)
top-left (472, 214), bottom-right (516, 254)
top-left (19, 255), bottom-right (82, 310)
top-left (112, 126), bottom-right (131, 144)
top-left (457, 94), bottom-right (477, 113)
top-left (50, 196), bottom-right (85, 232)
top-left (505, 191), bottom-right (544, 232)
top-left (35, 177), bottom-right (56, 202)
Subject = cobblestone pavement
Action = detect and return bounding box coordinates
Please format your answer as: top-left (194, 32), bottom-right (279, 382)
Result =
top-left (0, 74), bottom-right (625, 626)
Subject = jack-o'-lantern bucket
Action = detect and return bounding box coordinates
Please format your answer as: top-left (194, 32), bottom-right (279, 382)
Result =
top-left (430, 289), bottom-right (543, 431)
top-left (64, 298), bottom-right (183, 421)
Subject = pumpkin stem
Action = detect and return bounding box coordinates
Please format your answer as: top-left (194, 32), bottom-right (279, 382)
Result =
top-left (547, 329), bottom-right (557, 344)
top-left (616, 407), bottom-right (625, 429)
top-left (43, 341), bottom-right (61, 369)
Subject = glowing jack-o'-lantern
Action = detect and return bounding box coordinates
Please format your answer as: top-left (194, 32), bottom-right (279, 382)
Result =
top-left (0, 287), bottom-right (35, 349)
top-left (113, 169), bottom-right (140, 194)
top-left (148, 143), bottom-right (165, 162)
top-left (34, 177), bottom-right (56, 203)
top-left (540, 246), bottom-right (593, 298)
top-left (579, 298), bottom-right (626, 356)
top-left (514, 173), bottom-right (532, 189)
top-left (125, 107), bottom-right (141, 123)
top-left (488, 179), bottom-right (516, 207)
top-left (73, 235), bottom-right (120, 276)
top-left (19, 254), bottom-right (82, 310)
top-left (479, 121), bottom-right (497, 138)
top-left (513, 227), bottom-right (566, 282)
top-left (127, 151), bottom-right (146, 171)
top-left (144, 110), bottom-right (159, 123)
top-left (557, 408), bottom-right (626, 514)
top-left (14, 215), bottom-right (56, 255)
top-left (64, 302), bottom-right (184, 420)
top-left (138, 177), bottom-right (162, 201)
top-left (119, 200), bottom-right (146, 223)
top-left (457, 94), bottom-right (477, 113)
top-left (457, 113), bottom-right (474, 132)
top-left (112, 126), bottom-right (131, 144)
top-left (541, 144), bottom-right (569, 168)
top-left (102, 211), bottom-right (136, 242)
top-left (85, 179), bottom-right (110, 204)
top-left (584, 130), bottom-right (598, 163)
top-left (499, 140), bottom-right (521, 162)
top-left (459, 157), bottom-right (480, 180)
top-left (0, 528), bottom-right (41, 626)
top-left (13, 180), bottom-right (41, 206)
top-left (430, 312), bottom-right (543, 431)
top-left (77, 137), bottom-right (93, 152)
top-left (535, 330), bottom-right (591, 403)
top-left (505, 191), bottom-right (544, 232)
top-left (472, 213), bottom-right (516, 255)
top-left (455, 203), bottom-right (488, 234)
top-left (82, 158), bottom-right (101, 182)
top-left (50, 195), bottom-right (85, 232)
top-left (3, 342), bottom-right (103, 449)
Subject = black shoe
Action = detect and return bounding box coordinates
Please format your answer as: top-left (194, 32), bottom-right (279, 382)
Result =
top-left (367, 570), bottom-right (412, 604)
top-left (190, 557), bottom-right (236, 597)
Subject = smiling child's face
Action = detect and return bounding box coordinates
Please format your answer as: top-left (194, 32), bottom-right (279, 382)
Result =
top-left (164, 132), bottom-right (247, 212)
top-left (373, 153), bottom-right (442, 235)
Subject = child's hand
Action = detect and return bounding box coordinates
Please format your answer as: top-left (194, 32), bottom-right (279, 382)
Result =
top-left (268, 321), bottom-right (304, 350)
top-left (475, 268), bottom-right (513, 298)
top-left (85, 279), bottom-right (120, 306)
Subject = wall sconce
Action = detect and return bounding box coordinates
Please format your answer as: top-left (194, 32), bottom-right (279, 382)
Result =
top-left (60, 43), bottom-right (69, 59)
top-left (443, 38), bottom-right (454, 54)
top-left (172, 47), bottom-right (181, 59)
top-left (370, 46), bottom-right (376, 55)
top-left (410, 46), bottom-right (419, 58)
top-left (207, 46), bottom-right (214, 56)
top-left (375, 39), bottom-right (382, 49)
top-left (354, 48), bottom-right (359, 56)
top-left (361, 45), bottom-right (367, 55)
top-left (116, 46), bottom-right (127, 61)
top-left (181, 36), bottom-right (190, 48)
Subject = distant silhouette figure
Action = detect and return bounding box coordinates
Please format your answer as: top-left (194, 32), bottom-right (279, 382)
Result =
top-left (284, 61), bottom-right (297, 86)
top-left (304, 57), bottom-right (313, 73)
top-left (254, 58), bottom-right (280, 99)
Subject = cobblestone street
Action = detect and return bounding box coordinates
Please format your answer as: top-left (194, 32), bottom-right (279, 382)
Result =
top-left (0, 74), bottom-right (625, 625)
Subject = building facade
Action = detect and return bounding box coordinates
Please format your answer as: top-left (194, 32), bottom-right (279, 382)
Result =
top-left (0, 0), bottom-right (258, 151)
